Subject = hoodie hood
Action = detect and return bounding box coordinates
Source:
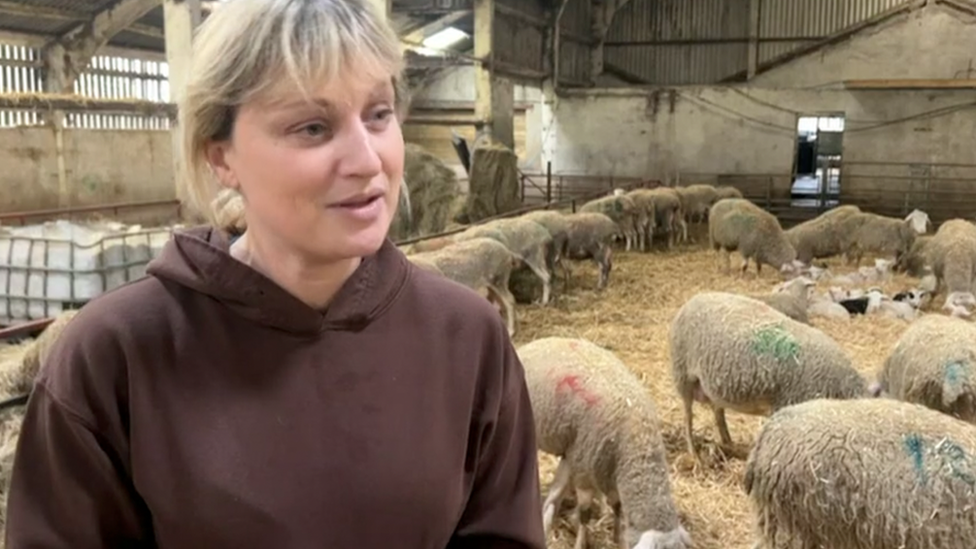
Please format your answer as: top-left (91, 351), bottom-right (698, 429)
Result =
top-left (145, 226), bottom-right (409, 336)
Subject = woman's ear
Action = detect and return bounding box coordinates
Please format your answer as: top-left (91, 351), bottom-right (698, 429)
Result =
top-left (205, 139), bottom-right (239, 190)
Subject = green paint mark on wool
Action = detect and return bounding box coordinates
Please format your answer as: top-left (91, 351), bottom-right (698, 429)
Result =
top-left (944, 360), bottom-right (968, 387)
top-left (750, 323), bottom-right (800, 363)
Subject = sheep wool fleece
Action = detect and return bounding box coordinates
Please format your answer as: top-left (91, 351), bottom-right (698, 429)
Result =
top-left (4, 226), bottom-right (545, 549)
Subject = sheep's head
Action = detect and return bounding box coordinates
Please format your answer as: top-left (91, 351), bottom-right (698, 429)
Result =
top-left (868, 381), bottom-right (886, 398)
top-left (904, 209), bottom-right (930, 234)
top-left (943, 292), bottom-right (976, 318)
top-left (630, 526), bottom-right (693, 549)
top-left (778, 259), bottom-right (806, 279)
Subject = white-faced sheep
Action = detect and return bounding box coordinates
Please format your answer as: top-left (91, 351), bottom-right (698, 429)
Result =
top-left (407, 237), bottom-right (520, 335)
top-left (456, 217), bottom-right (554, 305)
top-left (563, 212), bottom-right (618, 290)
top-left (579, 195), bottom-right (640, 251)
top-left (669, 292), bottom-right (867, 458)
top-left (744, 398), bottom-right (976, 549)
top-left (708, 198), bottom-right (804, 277)
top-left (518, 337), bottom-right (692, 549)
top-left (923, 218), bottom-right (976, 315)
top-left (838, 209), bottom-right (928, 267)
top-left (783, 204), bottom-right (862, 264)
top-left (871, 314), bottom-right (976, 423)
top-left (749, 276), bottom-right (816, 324)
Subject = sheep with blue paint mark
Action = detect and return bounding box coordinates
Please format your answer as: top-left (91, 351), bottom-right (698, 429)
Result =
top-left (744, 398), bottom-right (976, 549)
top-left (870, 314), bottom-right (976, 424)
top-left (669, 292), bottom-right (867, 459)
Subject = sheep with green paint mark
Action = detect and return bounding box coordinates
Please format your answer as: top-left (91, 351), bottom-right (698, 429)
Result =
top-left (871, 314), bottom-right (976, 424)
top-left (744, 398), bottom-right (976, 549)
top-left (669, 291), bottom-right (867, 458)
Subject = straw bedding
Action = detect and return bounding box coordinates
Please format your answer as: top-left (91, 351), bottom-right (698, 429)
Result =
top-left (512, 246), bottom-right (925, 549)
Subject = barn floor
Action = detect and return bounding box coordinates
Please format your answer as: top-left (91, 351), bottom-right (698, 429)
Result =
top-left (511, 237), bottom-right (925, 549)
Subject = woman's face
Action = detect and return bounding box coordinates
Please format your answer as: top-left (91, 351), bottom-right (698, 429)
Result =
top-left (207, 72), bottom-right (404, 264)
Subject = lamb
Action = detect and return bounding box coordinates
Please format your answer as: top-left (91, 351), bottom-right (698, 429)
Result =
top-left (518, 336), bottom-right (692, 549)
top-left (744, 398), bottom-right (976, 549)
top-left (806, 293), bottom-right (852, 320)
top-left (669, 291), bottom-right (867, 458)
top-left (923, 218), bottom-right (976, 315)
top-left (579, 195), bottom-right (640, 251)
top-left (407, 237), bottom-right (520, 335)
top-left (838, 209), bottom-right (928, 267)
top-left (749, 276), bottom-right (815, 324)
top-left (871, 314), bottom-right (976, 423)
top-left (456, 217), bottom-right (553, 305)
top-left (708, 198), bottom-right (804, 277)
top-left (562, 212), bottom-right (618, 290)
top-left (783, 204), bottom-right (861, 264)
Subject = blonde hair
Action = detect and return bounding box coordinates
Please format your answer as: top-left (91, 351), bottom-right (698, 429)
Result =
top-left (176, 0), bottom-right (406, 224)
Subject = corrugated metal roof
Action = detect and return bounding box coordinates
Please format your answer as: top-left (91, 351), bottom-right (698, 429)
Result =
top-left (758, 0), bottom-right (910, 63)
top-left (605, 0), bottom-right (749, 85)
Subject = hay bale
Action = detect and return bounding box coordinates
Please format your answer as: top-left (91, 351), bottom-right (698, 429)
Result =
top-left (388, 143), bottom-right (464, 242)
top-left (465, 141), bottom-right (521, 223)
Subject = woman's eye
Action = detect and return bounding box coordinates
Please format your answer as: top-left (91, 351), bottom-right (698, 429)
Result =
top-left (367, 108), bottom-right (394, 129)
top-left (298, 122), bottom-right (329, 137)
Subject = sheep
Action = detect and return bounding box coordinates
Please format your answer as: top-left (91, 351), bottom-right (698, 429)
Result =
top-left (562, 212), bottom-right (618, 290)
top-left (674, 184), bottom-right (718, 224)
top-left (895, 234), bottom-right (934, 277)
top-left (520, 209), bottom-right (572, 283)
top-left (456, 217), bottom-right (553, 305)
top-left (623, 189), bottom-right (660, 252)
top-left (806, 293), bottom-right (852, 321)
top-left (406, 255), bottom-right (443, 275)
top-left (645, 187), bottom-right (687, 248)
top-left (744, 397), bottom-right (976, 549)
top-left (923, 219), bottom-right (976, 315)
top-left (944, 291), bottom-right (976, 318)
top-left (838, 209), bottom-right (928, 267)
top-left (212, 187), bottom-right (247, 235)
top-left (15, 309), bottom-right (81, 395)
top-left (579, 195), bottom-right (640, 251)
top-left (783, 204), bottom-right (862, 264)
top-left (669, 291), bottom-right (867, 458)
top-left (870, 314), bottom-right (976, 423)
top-left (408, 237), bottom-right (520, 335)
top-left (864, 289), bottom-right (921, 321)
top-left (749, 276), bottom-right (815, 324)
top-left (517, 336), bottom-right (692, 549)
top-left (708, 198), bottom-right (804, 277)
top-left (714, 185), bottom-right (744, 201)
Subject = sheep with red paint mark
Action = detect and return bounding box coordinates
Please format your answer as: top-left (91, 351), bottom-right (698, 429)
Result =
top-left (517, 336), bottom-right (692, 549)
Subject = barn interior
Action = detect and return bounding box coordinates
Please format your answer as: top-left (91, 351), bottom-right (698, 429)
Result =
top-left (3, 1), bottom-right (976, 549)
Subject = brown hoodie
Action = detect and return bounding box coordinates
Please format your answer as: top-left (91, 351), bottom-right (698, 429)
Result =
top-left (4, 226), bottom-right (545, 549)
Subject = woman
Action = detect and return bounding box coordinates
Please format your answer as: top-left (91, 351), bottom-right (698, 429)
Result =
top-left (3, 1), bottom-right (546, 548)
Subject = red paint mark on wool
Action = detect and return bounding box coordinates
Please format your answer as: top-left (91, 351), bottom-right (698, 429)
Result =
top-left (556, 374), bottom-right (600, 407)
